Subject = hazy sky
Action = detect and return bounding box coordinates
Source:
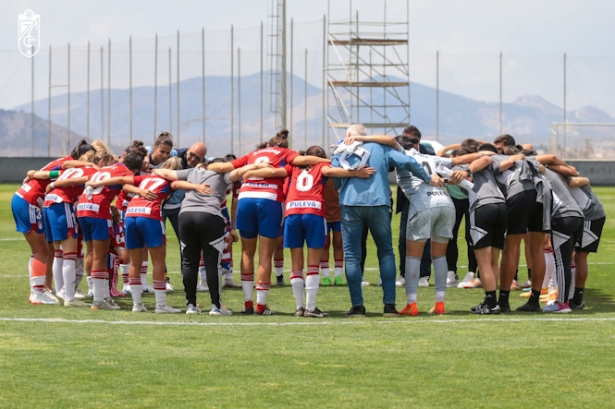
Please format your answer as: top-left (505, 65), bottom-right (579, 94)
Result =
top-left (2, 0), bottom-right (615, 114)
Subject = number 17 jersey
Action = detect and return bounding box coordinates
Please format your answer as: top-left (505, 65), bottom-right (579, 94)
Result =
top-left (125, 175), bottom-right (174, 221)
top-left (396, 148), bottom-right (453, 214)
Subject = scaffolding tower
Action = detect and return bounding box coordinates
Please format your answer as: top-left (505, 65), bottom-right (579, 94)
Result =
top-left (325, 0), bottom-right (410, 140)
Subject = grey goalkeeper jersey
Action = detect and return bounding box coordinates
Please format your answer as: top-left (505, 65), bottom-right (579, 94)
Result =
top-left (396, 148), bottom-right (454, 215)
top-left (567, 180), bottom-right (605, 221)
top-left (544, 169), bottom-right (583, 220)
top-left (491, 154), bottom-right (537, 199)
top-left (176, 168), bottom-right (232, 218)
top-left (466, 163), bottom-right (506, 213)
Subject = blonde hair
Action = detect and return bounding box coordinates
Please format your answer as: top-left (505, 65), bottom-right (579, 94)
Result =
top-left (79, 150), bottom-right (99, 164)
top-left (91, 139), bottom-right (113, 155)
top-left (97, 153), bottom-right (118, 167)
top-left (160, 157), bottom-right (182, 170)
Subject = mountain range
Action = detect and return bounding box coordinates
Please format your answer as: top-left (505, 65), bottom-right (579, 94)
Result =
top-left (5, 72), bottom-right (614, 157)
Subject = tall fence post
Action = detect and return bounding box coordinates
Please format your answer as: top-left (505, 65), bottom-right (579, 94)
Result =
top-left (87, 41), bottom-right (90, 140)
top-left (238, 47), bottom-right (242, 155)
top-left (67, 43), bottom-right (71, 153)
top-left (321, 14), bottom-right (326, 148)
top-left (129, 36), bottom-right (133, 142)
top-left (436, 50), bottom-right (439, 141)
top-left (290, 18), bottom-right (294, 145)
top-left (177, 31), bottom-right (180, 146)
top-left (260, 21), bottom-right (264, 143)
top-left (499, 51), bottom-right (503, 135)
top-left (154, 33), bottom-right (158, 138)
top-left (231, 25), bottom-right (234, 154)
top-left (168, 47), bottom-right (172, 134)
top-left (100, 46), bottom-right (103, 140)
top-left (304, 48), bottom-right (308, 149)
top-left (202, 27), bottom-right (206, 143)
top-left (107, 38), bottom-right (111, 146)
top-left (31, 45), bottom-right (35, 156)
top-left (48, 45), bottom-right (51, 156)
top-left (563, 52), bottom-right (567, 157)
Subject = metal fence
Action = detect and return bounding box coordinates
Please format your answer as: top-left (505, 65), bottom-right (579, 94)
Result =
top-left (2, 17), bottom-right (615, 159)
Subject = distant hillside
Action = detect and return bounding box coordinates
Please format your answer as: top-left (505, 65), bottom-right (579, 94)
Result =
top-left (12, 74), bottom-right (615, 156)
top-left (0, 109), bottom-right (86, 157)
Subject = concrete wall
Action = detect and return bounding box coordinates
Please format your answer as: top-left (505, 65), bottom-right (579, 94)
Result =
top-left (1, 157), bottom-right (614, 186)
top-left (567, 160), bottom-right (615, 186)
top-left (0, 158), bottom-right (60, 183)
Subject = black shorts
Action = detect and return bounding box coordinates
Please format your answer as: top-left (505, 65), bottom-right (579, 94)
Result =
top-left (552, 216), bottom-right (583, 248)
top-left (575, 217), bottom-right (605, 253)
top-left (506, 189), bottom-right (545, 234)
top-left (470, 203), bottom-right (507, 250)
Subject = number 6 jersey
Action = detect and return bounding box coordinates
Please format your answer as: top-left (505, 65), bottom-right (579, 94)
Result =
top-left (284, 162), bottom-right (328, 217)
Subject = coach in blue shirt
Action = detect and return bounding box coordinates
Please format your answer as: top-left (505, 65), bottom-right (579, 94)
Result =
top-left (331, 124), bottom-right (438, 317)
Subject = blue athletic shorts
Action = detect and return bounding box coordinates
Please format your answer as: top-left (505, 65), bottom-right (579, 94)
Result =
top-left (12, 194), bottom-right (44, 234)
top-left (236, 198), bottom-right (283, 239)
top-left (326, 221), bottom-right (342, 233)
top-left (125, 217), bottom-right (166, 249)
top-left (79, 216), bottom-right (113, 242)
top-left (43, 202), bottom-right (78, 242)
top-left (283, 214), bottom-right (327, 249)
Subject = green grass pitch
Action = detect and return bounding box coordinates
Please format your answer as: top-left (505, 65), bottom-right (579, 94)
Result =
top-left (1, 184), bottom-right (614, 408)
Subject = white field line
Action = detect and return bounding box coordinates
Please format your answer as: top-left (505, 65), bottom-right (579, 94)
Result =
top-left (0, 316), bottom-right (615, 327)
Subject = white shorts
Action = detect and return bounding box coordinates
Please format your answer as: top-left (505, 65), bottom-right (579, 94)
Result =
top-left (407, 206), bottom-right (455, 243)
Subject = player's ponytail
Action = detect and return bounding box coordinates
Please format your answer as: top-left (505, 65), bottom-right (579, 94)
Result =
top-left (71, 139), bottom-right (96, 160)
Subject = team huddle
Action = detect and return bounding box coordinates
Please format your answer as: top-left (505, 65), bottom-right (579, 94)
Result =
top-left (11, 124), bottom-right (604, 317)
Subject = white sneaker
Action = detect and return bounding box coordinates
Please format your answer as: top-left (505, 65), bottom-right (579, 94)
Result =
top-left (186, 304), bottom-right (201, 315)
top-left (103, 298), bottom-right (121, 310)
top-left (377, 276), bottom-right (382, 286)
top-left (64, 299), bottom-right (91, 307)
top-left (457, 272), bottom-right (475, 288)
top-left (44, 289), bottom-right (60, 304)
top-left (132, 303), bottom-right (147, 312)
top-left (56, 287), bottom-right (66, 301)
top-left (29, 289), bottom-right (58, 305)
top-left (224, 279), bottom-right (242, 288)
top-left (196, 282), bottom-right (209, 292)
top-left (361, 280), bottom-right (370, 287)
top-left (91, 300), bottom-right (120, 311)
top-left (142, 284), bottom-right (155, 293)
top-left (446, 271), bottom-right (459, 287)
top-left (395, 276), bottom-right (406, 287)
top-left (418, 276), bottom-right (430, 287)
top-left (519, 279), bottom-right (532, 288)
top-left (155, 304), bottom-right (181, 314)
top-left (122, 284), bottom-right (132, 294)
top-left (459, 272), bottom-right (481, 288)
top-left (209, 305), bottom-right (232, 316)
top-left (74, 289), bottom-right (90, 299)
top-left (165, 279), bottom-right (174, 291)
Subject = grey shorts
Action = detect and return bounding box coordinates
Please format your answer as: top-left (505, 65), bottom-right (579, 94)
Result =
top-left (406, 206), bottom-right (455, 243)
